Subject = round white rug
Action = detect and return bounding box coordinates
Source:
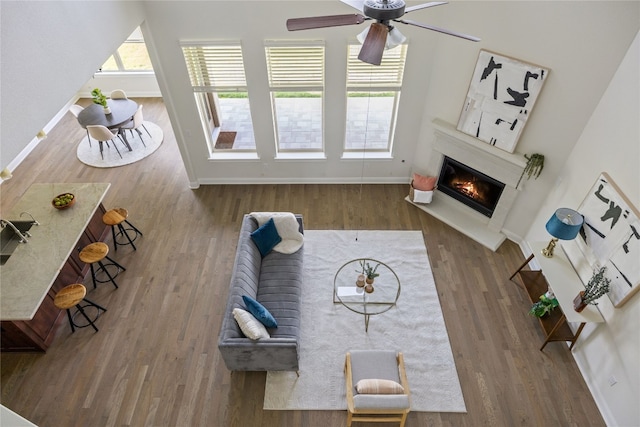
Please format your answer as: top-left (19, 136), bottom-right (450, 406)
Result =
top-left (76, 121), bottom-right (164, 168)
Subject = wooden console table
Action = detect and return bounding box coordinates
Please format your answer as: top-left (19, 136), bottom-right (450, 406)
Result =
top-left (510, 241), bottom-right (604, 351)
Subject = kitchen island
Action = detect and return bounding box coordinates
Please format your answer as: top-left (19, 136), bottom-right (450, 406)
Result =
top-left (1, 183), bottom-right (110, 351)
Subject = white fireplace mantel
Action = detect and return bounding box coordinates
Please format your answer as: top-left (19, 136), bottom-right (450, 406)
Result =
top-left (406, 118), bottom-right (527, 251)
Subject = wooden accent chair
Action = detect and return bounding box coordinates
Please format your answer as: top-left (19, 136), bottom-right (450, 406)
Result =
top-left (344, 350), bottom-right (411, 427)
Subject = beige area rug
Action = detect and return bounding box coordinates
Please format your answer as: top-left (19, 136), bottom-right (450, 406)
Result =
top-left (76, 121), bottom-right (164, 168)
top-left (263, 230), bottom-right (467, 413)
top-left (214, 131), bottom-right (236, 149)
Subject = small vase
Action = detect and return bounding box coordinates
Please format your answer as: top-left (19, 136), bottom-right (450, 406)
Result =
top-left (103, 106), bottom-right (111, 114)
top-left (364, 283), bottom-right (374, 293)
top-left (573, 291), bottom-right (587, 313)
top-left (356, 274), bottom-right (365, 288)
top-left (366, 277), bottom-right (374, 285)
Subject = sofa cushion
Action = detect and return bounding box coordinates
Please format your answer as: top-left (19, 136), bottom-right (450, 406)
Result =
top-left (251, 217), bottom-right (282, 257)
top-left (233, 308), bottom-right (270, 340)
top-left (243, 295), bottom-right (278, 328)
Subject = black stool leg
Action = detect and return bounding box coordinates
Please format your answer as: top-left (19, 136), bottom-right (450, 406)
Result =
top-left (97, 260), bottom-right (119, 289)
top-left (66, 309), bottom-right (76, 333)
top-left (75, 304), bottom-right (99, 333)
top-left (105, 255), bottom-right (126, 272)
top-left (110, 225), bottom-right (118, 251)
top-left (117, 223), bottom-right (136, 251)
top-left (89, 263), bottom-right (98, 289)
top-left (125, 219), bottom-right (143, 237)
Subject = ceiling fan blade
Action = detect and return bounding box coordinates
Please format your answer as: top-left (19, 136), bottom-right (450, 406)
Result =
top-left (358, 23), bottom-right (388, 66)
top-left (287, 14), bottom-right (366, 31)
top-left (405, 1), bottom-right (448, 13)
top-left (397, 19), bottom-right (481, 42)
top-left (340, 0), bottom-right (364, 13)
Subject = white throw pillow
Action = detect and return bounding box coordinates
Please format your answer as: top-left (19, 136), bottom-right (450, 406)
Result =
top-left (233, 308), bottom-right (270, 340)
top-left (355, 378), bottom-right (405, 394)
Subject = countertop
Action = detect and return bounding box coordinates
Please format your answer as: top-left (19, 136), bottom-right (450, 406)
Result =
top-left (0, 183), bottom-right (110, 320)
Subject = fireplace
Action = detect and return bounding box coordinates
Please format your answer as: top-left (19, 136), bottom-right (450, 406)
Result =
top-left (437, 156), bottom-right (505, 218)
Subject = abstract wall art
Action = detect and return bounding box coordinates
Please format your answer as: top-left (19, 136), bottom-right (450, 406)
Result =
top-left (575, 173), bottom-right (640, 307)
top-left (457, 50), bottom-right (549, 153)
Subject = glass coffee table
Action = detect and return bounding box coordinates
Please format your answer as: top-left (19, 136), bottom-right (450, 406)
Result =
top-left (333, 258), bottom-right (401, 332)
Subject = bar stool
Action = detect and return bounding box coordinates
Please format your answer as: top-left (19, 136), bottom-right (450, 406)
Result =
top-left (78, 242), bottom-right (126, 289)
top-left (103, 208), bottom-right (143, 251)
top-left (54, 284), bottom-right (106, 333)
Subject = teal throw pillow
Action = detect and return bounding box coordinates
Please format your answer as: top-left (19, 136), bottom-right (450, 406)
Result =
top-left (242, 295), bottom-right (278, 328)
top-left (250, 217), bottom-right (282, 257)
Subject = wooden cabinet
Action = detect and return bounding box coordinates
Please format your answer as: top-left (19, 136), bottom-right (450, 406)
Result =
top-left (511, 269), bottom-right (582, 351)
top-left (1, 205), bottom-right (108, 352)
top-left (510, 242), bottom-right (604, 351)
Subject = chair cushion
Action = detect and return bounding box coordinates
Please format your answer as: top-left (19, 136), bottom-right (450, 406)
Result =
top-left (353, 394), bottom-right (410, 410)
top-left (349, 350), bottom-right (401, 385)
top-left (233, 308), bottom-right (270, 340)
top-left (250, 218), bottom-right (282, 257)
top-left (243, 295), bottom-right (278, 328)
top-left (356, 379), bottom-right (404, 394)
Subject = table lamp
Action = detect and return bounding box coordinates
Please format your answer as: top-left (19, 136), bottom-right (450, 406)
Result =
top-left (542, 208), bottom-right (584, 257)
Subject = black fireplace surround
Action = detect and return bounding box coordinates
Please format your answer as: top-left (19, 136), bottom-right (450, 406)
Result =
top-left (437, 156), bottom-right (505, 218)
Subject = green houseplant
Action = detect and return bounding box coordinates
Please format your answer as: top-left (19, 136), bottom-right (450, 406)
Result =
top-left (358, 260), bottom-right (380, 284)
top-left (516, 153), bottom-right (545, 188)
top-left (574, 266), bottom-right (611, 312)
top-left (529, 291), bottom-right (559, 317)
top-left (91, 88), bottom-right (110, 113)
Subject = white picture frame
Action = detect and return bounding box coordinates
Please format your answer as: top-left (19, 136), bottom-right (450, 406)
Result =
top-left (575, 173), bottom-right (640, 307)
top-left (457, 50), bottom-right (549, 153)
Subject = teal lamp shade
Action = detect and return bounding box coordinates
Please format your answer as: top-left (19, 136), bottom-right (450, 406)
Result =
top-left (545, 208), bottom-right (584, 240)
top-left (542, 208), bottom-right (583, 257)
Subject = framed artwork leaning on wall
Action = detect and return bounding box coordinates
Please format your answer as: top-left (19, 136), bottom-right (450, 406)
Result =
top-left (457, 49), bottom-right (549, 153)
top-left (575, 172), bottom-right (640, 308)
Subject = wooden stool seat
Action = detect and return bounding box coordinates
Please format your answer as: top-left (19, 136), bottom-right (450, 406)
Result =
top-left (78, 242), bottom-right (125, 289)
top-left (79, 242), bottom-right (109, 264)
top-left (103, 207), bottom-right (143, 251)
top-left (54, 284), bottom-right (106, 333)
top-left (102, 208), bottom-right (128, 226)
top-left (54, 284), bottom-right (86, 310)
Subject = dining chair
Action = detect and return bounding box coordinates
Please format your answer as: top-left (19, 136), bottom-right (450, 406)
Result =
top-left (86, 125), bottom-right (123, 160)
top-left (121, 105), bottom-right (151, 147)
top-left (110, 89), bottom-right (128, 99)
top-left (69, 104), bottom-right (91, 147)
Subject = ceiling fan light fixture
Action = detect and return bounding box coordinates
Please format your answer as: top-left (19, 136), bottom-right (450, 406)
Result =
top-left (357, 26), bottom-right (406, 50)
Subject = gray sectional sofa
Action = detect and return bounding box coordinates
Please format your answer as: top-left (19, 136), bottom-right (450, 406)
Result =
top-left (217, 214), bottom-right (304, 371)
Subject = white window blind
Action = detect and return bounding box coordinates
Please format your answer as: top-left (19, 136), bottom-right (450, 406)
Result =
top-left (347, 44), bottom-right (407, 89)
top-left (265, 45), bottom-right (325, 90)
top-left (181, 44), bottom-right (247, 92)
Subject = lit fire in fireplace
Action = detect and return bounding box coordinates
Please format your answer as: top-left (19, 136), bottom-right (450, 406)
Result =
top-left (452, 178), bottom-right (489, 203)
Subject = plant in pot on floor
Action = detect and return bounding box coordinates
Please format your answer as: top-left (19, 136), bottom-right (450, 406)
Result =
top-left (573, 266), bottom-right (611, 312)
top-left (91, 88), bottom-right (110, 114)
top-left (529, 290), bottom-right (559, 317)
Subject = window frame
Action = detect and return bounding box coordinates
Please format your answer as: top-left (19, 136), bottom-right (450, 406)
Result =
top-left (99, 27), bottom-right (153, 73)
top-left (265, 41), bottom-right (325, 154)
top-left (181, 41), bottom-right (256, 155)
top-left (344, 43), bottom-right (407, 155)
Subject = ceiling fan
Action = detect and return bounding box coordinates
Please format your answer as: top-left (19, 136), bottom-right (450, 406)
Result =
top-left (286, 0), bottom-right (480, 66)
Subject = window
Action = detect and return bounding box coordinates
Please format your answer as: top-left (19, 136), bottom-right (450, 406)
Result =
top-left (345, 44), bottom-right (407, 153)
top-left (181, 43), bottom-right (256, 153)
top-left (265, 42), bottom-right (324, 153)
top-left (100, 27), bottom-right (153, 72)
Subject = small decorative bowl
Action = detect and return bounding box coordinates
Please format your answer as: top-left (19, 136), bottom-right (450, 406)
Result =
top-left (52, 193), bottom-right (76, 210)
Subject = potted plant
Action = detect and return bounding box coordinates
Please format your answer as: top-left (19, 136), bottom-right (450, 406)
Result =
top-left (91, 88), bottom-right (110, 114)
top-left (516, 153), bottom-right (544, 188)
top-left (529, 290), bottom-right (559, 317)
top-left (573, 266), bottom-right (611, 312)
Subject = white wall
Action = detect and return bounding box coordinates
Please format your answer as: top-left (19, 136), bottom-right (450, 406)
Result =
top-left (524, 31), bottom-right (640, 427)
top-left (0, 0), bottom-right (145, 169)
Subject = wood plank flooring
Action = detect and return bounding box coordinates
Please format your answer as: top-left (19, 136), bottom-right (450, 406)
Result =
top-left (1, 98), bottom-right (605, 426)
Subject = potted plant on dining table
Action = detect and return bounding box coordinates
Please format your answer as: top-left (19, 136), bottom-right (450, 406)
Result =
top-left (91, 88), bottom-right (110, 114)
